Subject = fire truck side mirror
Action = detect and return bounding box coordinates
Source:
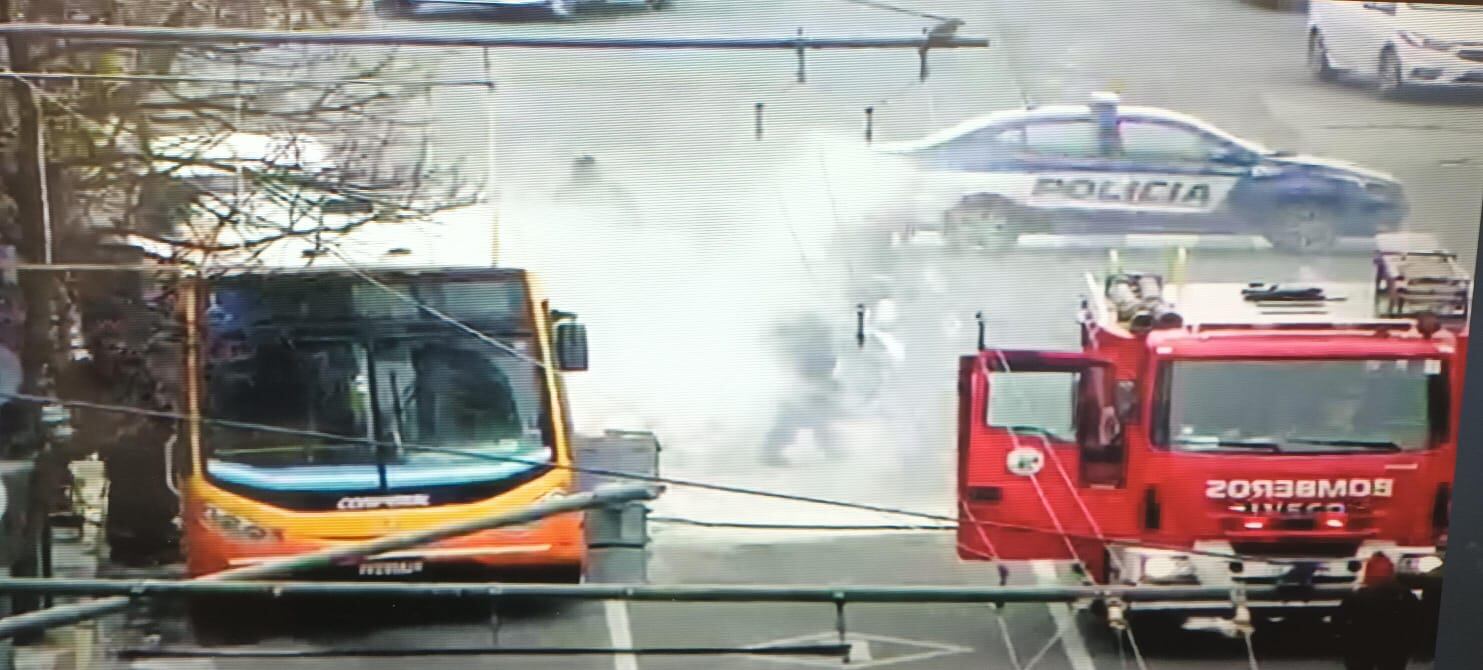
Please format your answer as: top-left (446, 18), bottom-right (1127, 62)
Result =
top-left (554, 321), bottom-right (589, 372)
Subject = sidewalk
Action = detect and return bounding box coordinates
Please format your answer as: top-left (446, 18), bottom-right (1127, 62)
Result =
top-left (15, 460), bottom-right (119, 670)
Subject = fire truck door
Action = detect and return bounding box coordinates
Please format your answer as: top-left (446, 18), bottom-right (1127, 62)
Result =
top-left (958, 351), bottom-right (1118, 563)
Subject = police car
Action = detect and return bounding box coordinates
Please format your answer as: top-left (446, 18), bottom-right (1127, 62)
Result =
top-left (871, 93), bottom-right (1408, 253)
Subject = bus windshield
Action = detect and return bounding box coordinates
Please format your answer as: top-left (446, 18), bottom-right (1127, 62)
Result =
top-left (201, 272), bottom-right (554, 494)
top-left (1156, 359), bottom-right (1446, 454)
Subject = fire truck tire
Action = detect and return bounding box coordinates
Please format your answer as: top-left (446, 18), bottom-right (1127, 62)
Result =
top-left (1124, 610), bottom-right (1187, 639)
top-left (1264, 201), bottom-right (1339, 254)
top-left (942, 196), bottom-right (1019, 253)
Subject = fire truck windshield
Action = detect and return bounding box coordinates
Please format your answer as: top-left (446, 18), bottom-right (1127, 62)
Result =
top-left (1155, 359), bottom-right (1446, 454)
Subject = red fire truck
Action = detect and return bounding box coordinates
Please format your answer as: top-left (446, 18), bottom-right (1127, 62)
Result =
top-left (957, 249), bottom-right (1467, 630)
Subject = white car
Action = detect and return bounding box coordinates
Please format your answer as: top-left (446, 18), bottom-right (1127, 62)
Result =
top-left (1308, 1), bottom-right (1483, 95)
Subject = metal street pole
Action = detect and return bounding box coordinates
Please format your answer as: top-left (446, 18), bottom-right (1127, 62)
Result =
top-left (0, 23), bottom-right (988, 50)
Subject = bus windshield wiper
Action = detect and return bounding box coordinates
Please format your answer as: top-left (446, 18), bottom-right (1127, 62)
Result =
top-left (1287, 438), bottom-right (1402, 452)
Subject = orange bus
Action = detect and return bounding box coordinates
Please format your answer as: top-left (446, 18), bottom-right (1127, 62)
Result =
top-left (178, 266), bottom-right (590, 582)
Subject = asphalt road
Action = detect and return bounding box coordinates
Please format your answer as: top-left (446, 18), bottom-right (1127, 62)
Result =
top-left (115, 532), bottom-right (1421, 670)
top-left (108, 0), bottom-right (1478, 668)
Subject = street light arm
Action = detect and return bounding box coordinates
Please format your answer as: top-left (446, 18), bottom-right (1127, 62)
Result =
top-left (0, 23), bottom-right (989, 50)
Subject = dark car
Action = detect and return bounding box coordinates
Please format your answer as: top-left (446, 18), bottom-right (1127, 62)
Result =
top-left (872, 92), bottom-right (1408, 253)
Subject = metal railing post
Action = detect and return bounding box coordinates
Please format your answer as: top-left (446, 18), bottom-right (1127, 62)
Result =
top-left (577, 431), bottom-right (660, 584)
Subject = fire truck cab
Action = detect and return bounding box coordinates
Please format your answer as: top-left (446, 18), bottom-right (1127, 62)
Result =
top-left (957, 249), bottom-right (1467, 623)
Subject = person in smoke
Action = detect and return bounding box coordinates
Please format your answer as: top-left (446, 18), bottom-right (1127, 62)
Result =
top-left (1336, 552), bottom-right (1421, 670)
top-left (760, 303), bottom-right (906, 468)
top-left (761, 314), bottom-right (845, 467)
top-left (552, 154), bottom-right (642, 227)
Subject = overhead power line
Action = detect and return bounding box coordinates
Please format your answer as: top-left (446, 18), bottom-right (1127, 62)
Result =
top-left (0, 70), bottom-right (496, 87)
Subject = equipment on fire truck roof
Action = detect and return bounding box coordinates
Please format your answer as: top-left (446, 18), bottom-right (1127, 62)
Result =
top-left (1104, 272), bottom-right (1183, 333)
top-left (1086, 247), bottom-right (1470, 333)
top-left (1240, 284), bottom-right (1337, 303)
top-left (1374, 250), bottom-right (1471, 322)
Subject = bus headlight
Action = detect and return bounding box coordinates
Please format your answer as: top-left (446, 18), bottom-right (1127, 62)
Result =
top-left (1399, 554), bottom-right (1443, 575)
top-left (1142, 555), bottom-right (1197, 584)
top-left (202, 505), bottom-right (282, 542)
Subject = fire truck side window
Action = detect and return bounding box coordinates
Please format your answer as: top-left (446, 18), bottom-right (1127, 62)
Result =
top-left (986, 371), bottom-right (1078, 443)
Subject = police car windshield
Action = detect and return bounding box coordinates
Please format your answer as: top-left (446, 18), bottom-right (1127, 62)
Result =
top-left (1157, 359), bottom-right (1445, 454)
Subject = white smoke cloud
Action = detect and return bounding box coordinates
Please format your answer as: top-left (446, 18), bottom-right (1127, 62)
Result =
top-left (496, 128), bottom-right (957, 526)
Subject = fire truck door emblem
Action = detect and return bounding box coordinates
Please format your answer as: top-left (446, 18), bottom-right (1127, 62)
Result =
top-left (1006, 447), bottom-right (1045, 477)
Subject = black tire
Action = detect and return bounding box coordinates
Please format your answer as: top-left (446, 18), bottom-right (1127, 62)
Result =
top-left (374, 0), bottom-right (412, 18)
top-left (1378, 48), bottom-right (1408, 99)
top-left (1264, 201), bottom-right (1340, 254)
top-left (1250, 0), bottom-right (1307, 10)
top-left (942, 197), bottom-right (1018, 253)
top-left (1309, 31), bottom-right (1339, 82)
top-left (548, 0), bottom-right (575, 19)
top-left (187, 598), bottom-right (262, 647)
top-left (1124, 610), bottom-right (1188, 641)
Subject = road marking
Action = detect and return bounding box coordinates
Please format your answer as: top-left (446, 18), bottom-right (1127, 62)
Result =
top-left (129, 661), bottom-right (217, 670)
top-left (1031, 560), bottom-right (1096, 670)
top-left (744, 631), bottom-right (970, 669)
top-left (604, 599), bottom-right (639, 670)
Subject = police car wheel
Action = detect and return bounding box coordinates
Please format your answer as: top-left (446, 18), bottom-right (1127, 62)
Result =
top-left (1265, 202), bottom-right (1339, 253)
top-left (943, 199), bottom-right (1017, 252)
top-left (1308, 31), bottom-right (1338, 82)
top-left (1377, 49), bottom-right (1407, 98)
top-left (374, 0), bottom-right (411, 17)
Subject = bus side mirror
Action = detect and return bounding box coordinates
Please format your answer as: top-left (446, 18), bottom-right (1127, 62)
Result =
top-left (555, 321), bottom-right (589, 372)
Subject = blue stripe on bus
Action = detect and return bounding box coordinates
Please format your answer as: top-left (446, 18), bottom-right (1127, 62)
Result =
top-left (207, 445), bottom-right (554, 491)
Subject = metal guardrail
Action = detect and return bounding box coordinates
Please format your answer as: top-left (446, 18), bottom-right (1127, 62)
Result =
top-left (0, 579), bottom-right (1353, 604)
top-left (0, 484), bottom-right (659, 640)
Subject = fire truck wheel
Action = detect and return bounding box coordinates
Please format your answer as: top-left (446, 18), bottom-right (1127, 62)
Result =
top-left (1123, 610), bottom-right (1187, 639)
top-left (1264, 201), bottom-right (1339, 254)
top-left (942, 197), bottom-right (1018, 253)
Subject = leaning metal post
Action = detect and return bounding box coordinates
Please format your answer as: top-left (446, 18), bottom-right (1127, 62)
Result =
top-left (0, 484), bottom-right (659, 639)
